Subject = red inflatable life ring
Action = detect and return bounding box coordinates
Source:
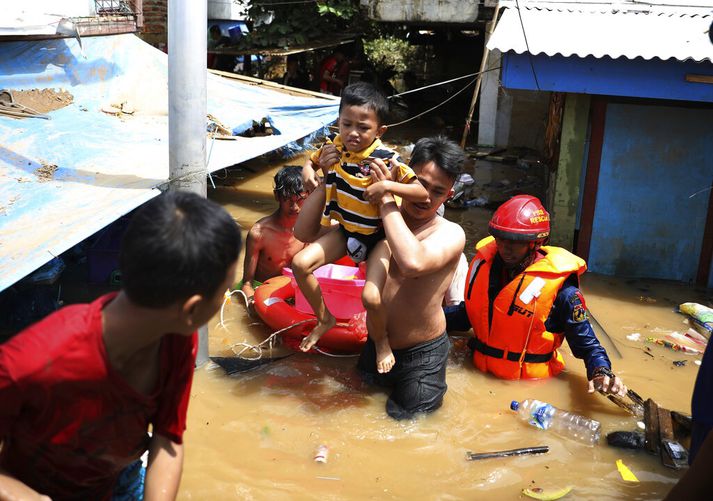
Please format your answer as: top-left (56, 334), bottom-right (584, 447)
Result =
top-left (253, 275), bottom-right (367, 354)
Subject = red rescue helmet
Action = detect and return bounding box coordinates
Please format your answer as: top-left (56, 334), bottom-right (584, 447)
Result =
top-left (489, 195), bottom-right (550, 242)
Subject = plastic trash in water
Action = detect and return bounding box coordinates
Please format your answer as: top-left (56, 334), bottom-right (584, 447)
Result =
top-left (615, 459), bottom-right (639, 482)
top-left (522, 485), bottom-right (573, 500)
top-left (314, 445), bottom-right (329, 463)
top-left (510, 399), bottom-right (601, 445)
top-left (679, 302), bottom-right (713, 336)
top-left (464, 196), bottom-right (488, 208)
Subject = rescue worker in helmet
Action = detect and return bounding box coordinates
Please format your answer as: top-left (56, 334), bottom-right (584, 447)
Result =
top-left (445, 195), bottom-right (626, 396)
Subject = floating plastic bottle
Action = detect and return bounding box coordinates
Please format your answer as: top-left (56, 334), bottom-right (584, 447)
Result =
top-left (510, 399), bottom-right (601, 445)
top-left (314, 444), bottom-right (329, 463)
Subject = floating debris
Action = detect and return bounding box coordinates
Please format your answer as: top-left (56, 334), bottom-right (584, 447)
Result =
top-left (684, 328), bottom-right (708, 347)
top-left (522, 485), bottom-right (573, 500)
top-left (466, 445), bottom-right (549, 461)
top-left (639, 296), bottom-right (657, 303)
top-left (616, 459), bottom-right (639, 482)
top-left (673, 360), bottom-right (687, 367)
top-left (606, 431), bottom-right (645, 449)
top-left (626, 333), bottom-right (641, 341)
top-left (679, 303), bottom-right (713, 336)
top-left (646, 337), bottom-right (702, 355)
top-left (314, 444), bottom-right (329, 463)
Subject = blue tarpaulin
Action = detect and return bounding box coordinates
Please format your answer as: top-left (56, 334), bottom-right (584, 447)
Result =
top-left (0, 34), bottom-right (339, 292)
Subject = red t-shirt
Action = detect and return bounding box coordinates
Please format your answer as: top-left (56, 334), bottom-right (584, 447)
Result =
top-left (0, 293), bottom-right (197, 500)
top-left (319, 56), bottom-right (339, 94)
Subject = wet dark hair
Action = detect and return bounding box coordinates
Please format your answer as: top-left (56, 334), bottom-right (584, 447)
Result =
top-left (409, 136), bottom-right (466, 182)
top-left (339, 82), bottom-right (389, 125)
top-left (120, 191), bottom-right (241, 308)
top-left (274, 165), bottom-right (304, 199)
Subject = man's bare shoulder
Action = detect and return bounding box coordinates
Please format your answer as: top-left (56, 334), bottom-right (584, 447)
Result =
top-left (420, 215), bottom-right (465, 242)
top-left (250, 213), bottom-right (282, 236)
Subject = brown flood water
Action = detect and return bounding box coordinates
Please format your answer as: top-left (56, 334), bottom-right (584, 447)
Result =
top-left (178, 155), bottom-right (710, 500)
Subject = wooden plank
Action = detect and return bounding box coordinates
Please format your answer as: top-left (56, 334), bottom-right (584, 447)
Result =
top-left (685, 74), bottom-right (713, 84)
top-left (575, 96), bottom-right (607, 260)
top-left (644, 399), bottom-right (660, 455)
top-left (550, 93), bottom-right (591, 249)
top-left (658, 408), bottom-right (677, 469)
top-left (671, 411), bottom-right (692, 438)
top-left (658, 408), bottom-right (674, 441)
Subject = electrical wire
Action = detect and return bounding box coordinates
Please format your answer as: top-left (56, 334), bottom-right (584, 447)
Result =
top-left (386, 77), bottom-right (479, 128)
top-left (388, 69), bottom-right (499, 99)
top-left (513, 0), bottom-right (541, 91)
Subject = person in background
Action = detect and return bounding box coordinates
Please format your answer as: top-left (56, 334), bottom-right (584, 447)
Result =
top-left (445, 195), bottom-right (626, 395)
top-left (318, 50), bottom-right (347, 95)
top-left (208, 24), bottom-right (235, 72)
top-left (240, 166), bottom-right (307, 305)
top-left (0, 191), bottom-right (242, 500)
top-left (663, 339), bottom-right (713, 500)
top-left (443, 253), bottom-right (469, 307)
top-left (282, 55), bottom-right (310, 89)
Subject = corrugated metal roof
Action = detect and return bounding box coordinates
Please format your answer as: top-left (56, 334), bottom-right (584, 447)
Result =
top-left (488, 3), bottom-right (713, 62)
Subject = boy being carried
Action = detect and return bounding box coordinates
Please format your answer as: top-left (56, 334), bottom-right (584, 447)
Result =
top-left (240, 165), bottom-right (307, 305)
top-left (292, 82), bottom-right (428, 373)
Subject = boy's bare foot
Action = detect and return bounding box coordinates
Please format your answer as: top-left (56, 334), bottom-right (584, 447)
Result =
top-left (300, 316), bottom-right (336, 352)
top-left (375, 337), bottom-right (395, 373)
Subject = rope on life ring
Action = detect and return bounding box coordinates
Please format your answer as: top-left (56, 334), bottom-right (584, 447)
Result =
top-left (222, 278), bottom-right (366, 359)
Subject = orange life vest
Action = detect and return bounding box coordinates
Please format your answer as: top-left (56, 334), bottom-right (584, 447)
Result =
top-left (464, 236), bottom-right (587, 380)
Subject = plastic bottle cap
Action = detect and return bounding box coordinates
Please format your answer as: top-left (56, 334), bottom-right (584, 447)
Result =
top-left (510, 400), bottom-right (519, 411)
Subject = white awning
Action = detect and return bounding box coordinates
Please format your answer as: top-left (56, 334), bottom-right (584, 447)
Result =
top-left (488, 3), bottom-right (713, 63)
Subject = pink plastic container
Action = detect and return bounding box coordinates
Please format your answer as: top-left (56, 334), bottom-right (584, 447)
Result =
top-left (283, 263), bottom-right (366, 319)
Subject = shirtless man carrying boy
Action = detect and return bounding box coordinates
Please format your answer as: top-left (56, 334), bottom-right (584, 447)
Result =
top-left (292, 82), bottom-right (429, 373)
top-left (296, 136), bottom-right (467, 419)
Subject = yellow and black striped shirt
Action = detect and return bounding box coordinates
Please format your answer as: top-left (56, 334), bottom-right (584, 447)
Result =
top-left (311, 135), bottom-right (416, 235)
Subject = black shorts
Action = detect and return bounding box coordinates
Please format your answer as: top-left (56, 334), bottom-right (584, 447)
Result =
top-left (357, 332), bottom-right (450, 420)
top-left (340, 227), bottom-right (385, 264)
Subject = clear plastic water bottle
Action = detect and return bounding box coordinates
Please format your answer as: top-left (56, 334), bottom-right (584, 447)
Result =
top-left (510, 399), bottom-right (601, 445)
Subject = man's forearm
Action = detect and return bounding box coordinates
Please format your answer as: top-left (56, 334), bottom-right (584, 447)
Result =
top-left (144, 437), bottom-right (184, 501)
top-left (386, 181), bottom-right (429, 202)
top-left (564, 322), bottom-right (611, 379)
top-left (380, 200), bottom-right (425, 276)
top-left (0, 470), bottom-right (50, 501)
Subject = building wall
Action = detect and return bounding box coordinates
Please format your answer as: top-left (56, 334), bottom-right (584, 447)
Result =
top-left (360, 0), bottom-right (478, 23)
top-left (141, 0), bottom-right (167, 47)
top-left (505, 89), bottom-right (549, 151)
top-left (586, 102), bottom-right (713, 284)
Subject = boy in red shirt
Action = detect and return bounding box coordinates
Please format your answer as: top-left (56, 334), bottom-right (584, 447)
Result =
top-left (0, 191), bottom-right (242, 501)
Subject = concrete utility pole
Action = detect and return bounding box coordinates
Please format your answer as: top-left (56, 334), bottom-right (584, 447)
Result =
top-left (168, 0), bottom-right (210, 366)
top-left (460, 3), bottom-right (501, 149)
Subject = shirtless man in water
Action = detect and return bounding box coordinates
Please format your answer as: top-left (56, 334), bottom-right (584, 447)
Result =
top-left (240, 166), bottom-right (307, 304)
top-left (295, 136), bottom-right (466, 419)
